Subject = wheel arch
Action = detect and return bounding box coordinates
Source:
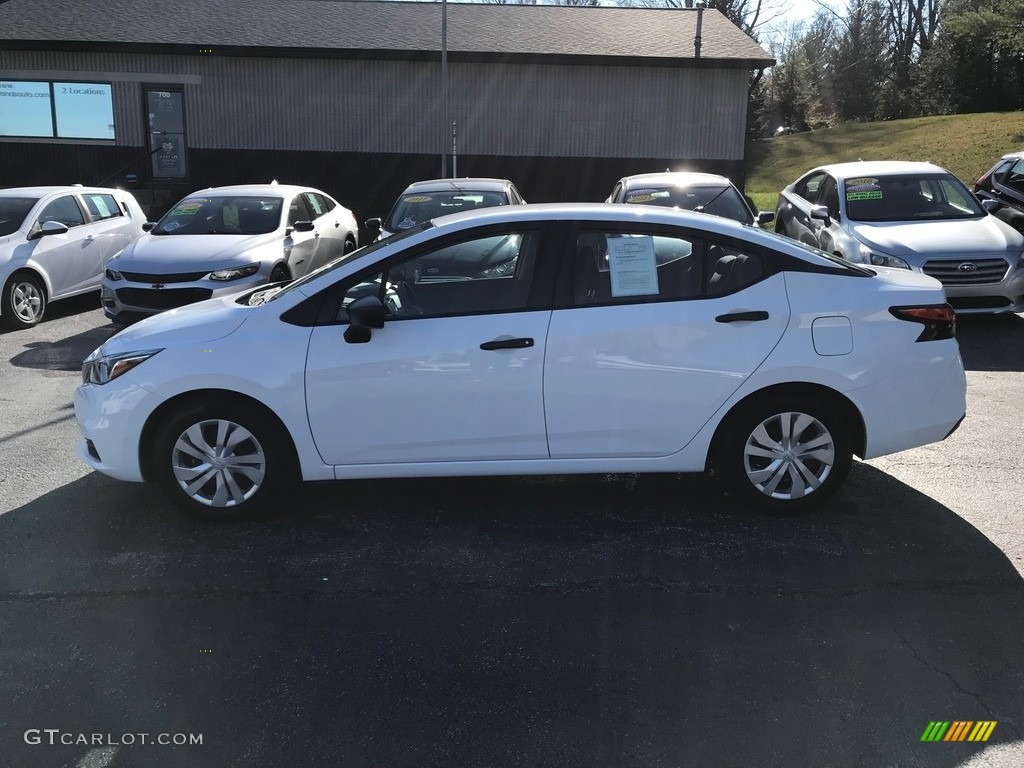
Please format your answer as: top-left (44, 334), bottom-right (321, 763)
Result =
top-left (4, 266), bottom-right (51, 300)
top-left (709, 382), bottom-right (867, 469)
top-left (138, 388), bottom-right (300, 483)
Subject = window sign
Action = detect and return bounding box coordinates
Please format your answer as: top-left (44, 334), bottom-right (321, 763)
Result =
top-left (147, 90), bottom-right (187, 179)
top-left (608, 235), bottom-right (659, 297)
top-left (0, 81), bottom-right (55, 137)
top-left (53, 82), bottom-right (115, 139)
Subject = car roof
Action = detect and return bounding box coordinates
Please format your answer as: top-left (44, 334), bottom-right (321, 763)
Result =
top-left (1000, 151), bottom-right (1024, 160)
top-left (184, 184), bottom-right (318, 197)
top-left (0, 185), bottom-right (129, 197)
top-left (620, 172), bottom-right (733, 189)
top-left (401, 178), bottom-right (513, 194)
top-left (427, 202), bottom-right (772, 243)
top-left (812, 161), bottom-right (950, 178)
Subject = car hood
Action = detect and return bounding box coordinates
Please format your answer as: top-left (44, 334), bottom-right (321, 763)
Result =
top-left (114, 233), bottom-right (278, 272)
top-left (850, 218), bottom-right (1022, 259)
top-left (101, 295), bottom-right (249, 355)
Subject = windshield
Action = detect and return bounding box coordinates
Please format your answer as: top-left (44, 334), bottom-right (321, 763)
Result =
top-left (843, 173), bottom-right (984, 222)
top-left (153, 195), bottom-right (284, 235)
top-left (0, 196), bottom-right (39, 237)
top-left (265, 221), bottom-right (434, 303)
top-left (623, 185), bottom-right (753, 224)
top-left (384, 190), bottom-right (508, 232)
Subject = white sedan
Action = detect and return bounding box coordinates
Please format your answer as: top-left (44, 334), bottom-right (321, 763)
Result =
top-left (100, 184), bottom-right (358, 322)
top-left (75, 204), bottom-right (967, 518)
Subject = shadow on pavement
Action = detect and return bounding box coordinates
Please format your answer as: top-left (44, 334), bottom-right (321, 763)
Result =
top-left (9, 324), bottom-right (119, 371)
top-left (0, 466), bottom-right (1021, 766)
top-left (957, 313), bottom-right (1024, 372)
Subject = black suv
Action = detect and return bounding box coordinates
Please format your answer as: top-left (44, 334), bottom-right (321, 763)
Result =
top-left (975, 152), bottom-right (1024, 233)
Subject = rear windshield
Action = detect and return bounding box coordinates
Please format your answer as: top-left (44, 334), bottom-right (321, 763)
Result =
top-left (0, 197), bottom-right (39, 237)
top-left (843, 173), bottom-right (984, 222)
top-left (153, 196), bottom-right (284, 235)
top-left (384, 190), bottom-right (508, 232)
top-left (623, 185), bottom-right (753, 225)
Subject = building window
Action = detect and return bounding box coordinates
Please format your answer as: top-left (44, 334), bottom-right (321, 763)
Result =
top-left (0, 80), bottom-right (115, 140)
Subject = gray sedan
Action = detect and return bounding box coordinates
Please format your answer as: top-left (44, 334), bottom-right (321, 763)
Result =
top-left (775, 161), bottom-right (1024, 313)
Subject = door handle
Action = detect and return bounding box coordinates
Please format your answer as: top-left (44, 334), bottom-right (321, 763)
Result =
top-left (480, 337), bottom-right (534, 350)
top-left (716, 311), bottom-right (769, 323)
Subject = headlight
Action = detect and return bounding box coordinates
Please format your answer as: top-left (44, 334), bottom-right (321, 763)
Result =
top-left (478, 260), bottom-right (517, 278)
top-left (105, 268), bottom-right (124, 281)
top-left (209, 263), bottom-right (260, 281)
top-left (82, 347), bottom-right (162, 385)
top-left (860, 244), bottom-right (909, 270)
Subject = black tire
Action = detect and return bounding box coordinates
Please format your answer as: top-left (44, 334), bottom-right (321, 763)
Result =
top-left (2, 271), bottom-right (47, 330)
top-left (270, 265), bottom-right (291, 284)
top-left (715, 393), bottom-right (853, 514)
top-left (152, 400), bottom-right (298, 520)
top-left (343, 237), bottom-right (356, 255)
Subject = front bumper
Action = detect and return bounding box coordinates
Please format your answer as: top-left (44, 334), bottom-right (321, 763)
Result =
top-left (74, 378), bottom-right (165, 482)
top-left (101, 273), bottom-right (268, 320)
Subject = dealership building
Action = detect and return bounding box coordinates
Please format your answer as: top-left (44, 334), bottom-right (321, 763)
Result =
top-left (0, 0), bottom-right (773, 219)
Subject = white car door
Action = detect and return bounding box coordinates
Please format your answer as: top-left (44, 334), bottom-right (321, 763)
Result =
top-left (544, 228), bottom-right (791, 458)
top-left (304, 227), bottom-right (552, 465)
top-left (303, 192), bottom-right (344, 267)
top-left (284, 194), bottom-right (321, 277)
top-left (30, 194), bottom-right (104, 296)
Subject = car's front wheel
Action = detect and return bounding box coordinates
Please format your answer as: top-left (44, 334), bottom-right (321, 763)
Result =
top-left (152, 400), bottom-right (298, 519)
top-left (716, 393), bottom-right (853, 514)
top-left (2, 271), bottom-right (47, 330)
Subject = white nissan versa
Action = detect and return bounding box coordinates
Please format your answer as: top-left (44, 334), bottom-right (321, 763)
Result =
top-left (75, 204), bottom-right (967, 519)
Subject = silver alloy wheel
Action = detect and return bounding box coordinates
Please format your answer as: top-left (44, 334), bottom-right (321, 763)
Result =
top-left (742, 411), bottom-right (835, 500)
top-left (11, 280), bottom-right (43, 323)
top-left (170, 418), bottom-right (267, 508)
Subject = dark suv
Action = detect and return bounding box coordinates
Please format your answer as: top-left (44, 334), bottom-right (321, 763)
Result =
top-left (975, 152), bottom-right (1024, 233)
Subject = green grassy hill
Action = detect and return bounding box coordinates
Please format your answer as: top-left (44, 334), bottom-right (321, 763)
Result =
top-left (745, 112), bottom-right (1024, 212)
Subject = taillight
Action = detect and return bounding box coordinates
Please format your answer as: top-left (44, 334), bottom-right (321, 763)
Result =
top-left (889, 304), bottom-right (956, 341)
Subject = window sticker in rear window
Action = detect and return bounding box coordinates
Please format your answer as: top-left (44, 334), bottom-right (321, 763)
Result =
top-left (608, 235), bottom-right (659, 297)
top-left (845, 178), bottom-right (882, 201)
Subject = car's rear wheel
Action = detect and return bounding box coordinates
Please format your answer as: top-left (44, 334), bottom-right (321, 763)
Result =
top-left (152, 400), bottom-right (297, 519)
top-left (2, 272), bottom-right (47, 330)
top-left (716, 393), bottom-right (852, 514)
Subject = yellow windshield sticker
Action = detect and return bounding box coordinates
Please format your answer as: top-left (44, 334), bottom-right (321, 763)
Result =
top-left (171, 202), bottom-right (202, 216)
top-left (404, 195), bottom-right (432, 203)
top-left (626, 194), bottom-right (655, 203)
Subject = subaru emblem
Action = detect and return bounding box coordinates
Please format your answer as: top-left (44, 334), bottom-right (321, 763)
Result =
top-left (957, 262), bottom-right (978, 272)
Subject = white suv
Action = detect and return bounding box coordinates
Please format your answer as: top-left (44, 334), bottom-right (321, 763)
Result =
top-left (0, 186), bottom-right (147, 329)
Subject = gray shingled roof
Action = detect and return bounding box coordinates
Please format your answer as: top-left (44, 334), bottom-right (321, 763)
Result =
top-left (0, 0), bottom-right (773, 66)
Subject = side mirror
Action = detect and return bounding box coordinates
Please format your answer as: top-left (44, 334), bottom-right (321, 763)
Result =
top-left (29, 220), bottom-right (70, 240)
top-left (757, 211), bottom-right (776, 226)
top-left (292, 220), bottom-right (315, 233)
top-left (364, 217), bottom-right (382, 235)
top-left (344, 295), bottom-right (385, 344)
top-left (810, 205), bottom-right (832, 226)
top-left (980, 198), bottom-right (1001, 213)
top-left (142, 221), bottom-right (157, 232)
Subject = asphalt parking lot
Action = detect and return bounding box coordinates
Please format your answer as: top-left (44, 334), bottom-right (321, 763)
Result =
top-left (1, 295), bottom-right (1023, 767)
